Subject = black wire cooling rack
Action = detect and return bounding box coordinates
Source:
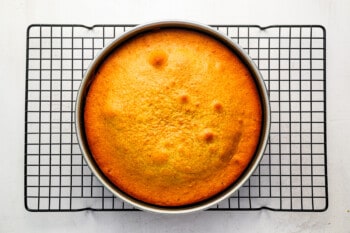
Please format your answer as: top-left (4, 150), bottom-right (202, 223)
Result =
top-left (25, 24), bottom-right (327, 212)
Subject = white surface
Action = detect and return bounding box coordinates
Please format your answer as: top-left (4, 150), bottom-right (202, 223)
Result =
top-left (1, 0), bottom-right (350, 232)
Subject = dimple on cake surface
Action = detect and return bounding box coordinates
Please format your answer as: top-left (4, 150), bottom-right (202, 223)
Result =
top-left (84, 28), bottom-right (262, 206)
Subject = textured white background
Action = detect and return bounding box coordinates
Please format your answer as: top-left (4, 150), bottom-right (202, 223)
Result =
top-left (1, 0), bottom-right (350, 232)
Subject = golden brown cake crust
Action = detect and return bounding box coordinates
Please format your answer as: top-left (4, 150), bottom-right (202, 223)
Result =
top-left (84, 28), bottom-right (262, 206)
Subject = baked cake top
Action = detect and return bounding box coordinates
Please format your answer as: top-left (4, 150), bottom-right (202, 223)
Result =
top-left (84, 28), bottom-right (262, 206)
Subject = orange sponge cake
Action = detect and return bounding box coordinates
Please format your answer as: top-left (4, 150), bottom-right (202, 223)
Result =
top-left (84, 28), bottom-right (262, 206)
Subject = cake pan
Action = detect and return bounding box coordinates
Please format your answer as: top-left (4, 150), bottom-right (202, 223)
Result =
top-left (75, 20), bottom-right (270, 214)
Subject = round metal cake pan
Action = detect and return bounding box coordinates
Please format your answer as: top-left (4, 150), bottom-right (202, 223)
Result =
top-left (75, 20), bottom-right (270, 214)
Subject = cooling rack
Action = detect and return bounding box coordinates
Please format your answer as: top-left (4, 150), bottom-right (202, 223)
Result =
top-left (25, 24), bottom-right (327, 212)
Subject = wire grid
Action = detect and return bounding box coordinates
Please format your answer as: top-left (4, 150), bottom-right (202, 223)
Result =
top-left (25, 24), bottom-right (327, 212)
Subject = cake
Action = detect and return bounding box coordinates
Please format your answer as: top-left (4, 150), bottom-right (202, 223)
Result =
top-left (84, 28), bottom-right (262, 206)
